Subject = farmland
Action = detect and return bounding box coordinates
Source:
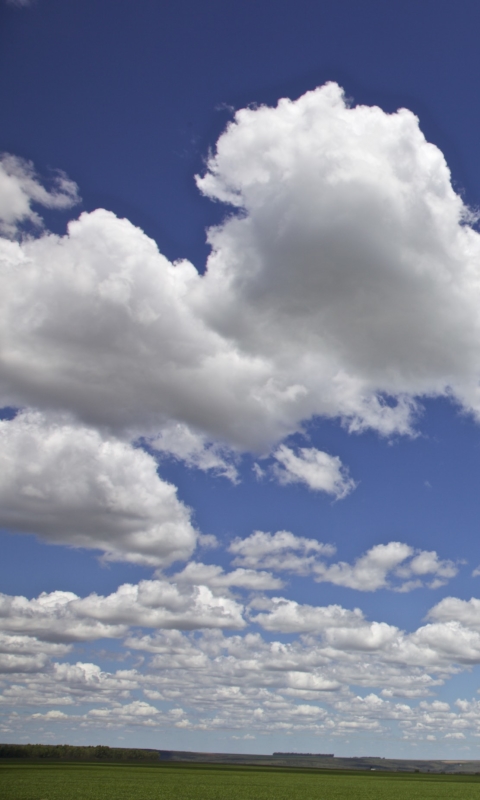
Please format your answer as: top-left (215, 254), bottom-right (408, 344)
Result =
top-left (3, 762), bottom-right (480, 800)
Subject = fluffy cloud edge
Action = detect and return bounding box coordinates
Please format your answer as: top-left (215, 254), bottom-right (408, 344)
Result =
top-left (0, 411), bottom-right (197, 567)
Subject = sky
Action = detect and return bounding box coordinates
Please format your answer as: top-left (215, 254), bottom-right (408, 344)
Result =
top-left (4, 0), bottom-right (480, 760)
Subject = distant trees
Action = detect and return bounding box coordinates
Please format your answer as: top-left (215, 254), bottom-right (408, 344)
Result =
top-left (0, 743), bottom-right (160, 762)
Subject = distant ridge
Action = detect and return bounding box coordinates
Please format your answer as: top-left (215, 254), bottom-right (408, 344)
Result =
top-left (273, 752), bottom-right (334, 757)
top-left (155, 750), bottom-right (480, 773)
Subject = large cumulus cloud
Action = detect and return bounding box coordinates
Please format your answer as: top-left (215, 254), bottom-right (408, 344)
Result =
top-left (196, 82), bottom-right (480, 436)
top-left (3, 83), bottom-right (480, 456)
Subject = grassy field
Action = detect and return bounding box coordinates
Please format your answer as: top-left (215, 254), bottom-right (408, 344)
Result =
top-left (3, 762), bottom-right (480, 800)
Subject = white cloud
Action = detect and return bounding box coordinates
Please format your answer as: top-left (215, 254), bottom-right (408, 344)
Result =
top-left (123, 621), bottom-right (475, 713)
top-left (4, 84), bottom-right (480, 455)
top-left (149, 422), bottom-right (238, 482)
top-left (28, 701), bottom-right (170, 730)
top-left (0, 411), bottom-right (196, 567)
top-left (250, 595), bottom-right (480, 672)
top-left (31, 710), bottom-right (69, 721)
top-left (272, 445), bottom-right (356, 498)
top-left (396, 550), bottom-right (458, 588)
top-left (73, 579), bottom-right (246, 631)
top-left (251, 597), bottom-right (365, 633)
top-left (171, 562), bottom-right (284, 593)
top-left (313, 542), bottom-right (413, 590)
top-left (314, 543), bottom-right (457, 591)
top-left (229, 529), bottom-right (335, 574)
top-left (0, 590), bottom-right (128, 643)
top-left (0, 633), bottom-right (70, 673)
top-left (7, 597), bottom-right (480, 737)
top-left (409, 621), bottom-right (480, 666)
top-left (0, 661), bottom-right (141, 707)
top-left (230, 535), bottom-right (456, 591)
top-left (0, 154), bottom-right (79, 237)
top-left (196, 82), bottom-right (480, 438)
top-left (0, 632), bottom-right (69, 658)
top-left (427, 597), bottom-right (480, 629)
top-left (86, 700), bottom-right (161, 727)
top-left (0, 579), bottom-right (245, 644)
top-left (0, 208), bottom-right (270, 450)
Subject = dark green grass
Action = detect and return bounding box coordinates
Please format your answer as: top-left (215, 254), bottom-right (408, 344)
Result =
top-left (3, 762), bottom-right (480, 800)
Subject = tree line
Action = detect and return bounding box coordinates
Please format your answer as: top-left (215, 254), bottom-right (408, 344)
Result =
top-left (0, 743), bottom-right (160, 762)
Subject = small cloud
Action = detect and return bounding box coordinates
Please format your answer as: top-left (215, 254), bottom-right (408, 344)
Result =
top-left (230, 530), bottom-right (335, 574)
top-left (171, 561), bottom-right (284, 593)
top-left (0, 154), bottom-right (79, 237)
top-left (394, 579), bottom-right (423, 593)
top-left (252, 463), bottom-right (265, 480)
top-left (314, 542), bottom-right (413, 591)
top-left (198, 534), bottom-right (219, 549)
top-left (31, 710), bottom-right (69, 721)
top-left (315, 543), bottom-right (458, 592)
top-left (149, 423), bottom-right (239, 483)
top-left (272, 445), bottom-right (356, 499)
top-left (427, 578), bottom-right (448, 590)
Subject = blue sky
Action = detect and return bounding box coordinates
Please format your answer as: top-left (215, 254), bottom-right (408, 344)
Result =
top-left (3, 0), bottom-right (480, 758)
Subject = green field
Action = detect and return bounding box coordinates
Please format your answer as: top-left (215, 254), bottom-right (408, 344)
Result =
top-left (3, 762), bottom-right (480, 800)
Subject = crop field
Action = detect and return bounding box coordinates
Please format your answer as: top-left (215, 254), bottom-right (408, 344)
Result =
top-left (3, 762), bottom-right (480, 800)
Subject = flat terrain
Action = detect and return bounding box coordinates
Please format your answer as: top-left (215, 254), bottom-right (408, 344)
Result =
top-left (3, 762), bottom-right (480, 800)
